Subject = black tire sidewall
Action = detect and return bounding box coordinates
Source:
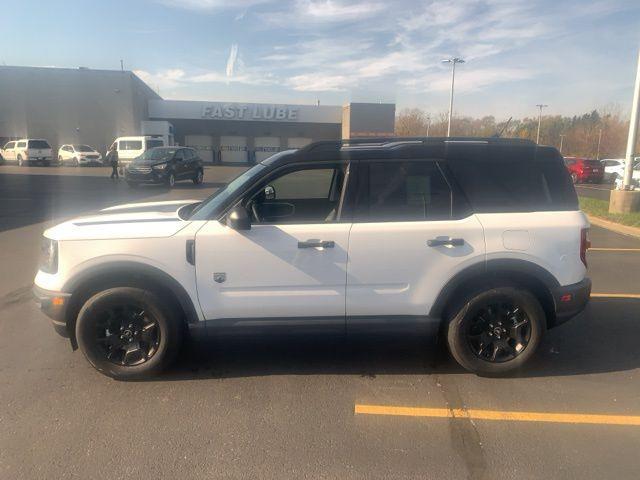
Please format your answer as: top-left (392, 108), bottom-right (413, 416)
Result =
top-left (446, 287), bottom-right (545, 376)
top-left (76, 287), bottom-right (182, 380)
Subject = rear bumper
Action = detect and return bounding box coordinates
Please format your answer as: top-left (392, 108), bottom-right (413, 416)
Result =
top-left (552, 278), bottom-right (591, 326)
top-left (32, 285), bottom-right (71, 337)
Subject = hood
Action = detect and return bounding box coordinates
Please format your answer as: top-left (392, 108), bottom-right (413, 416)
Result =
top-left (44, 200), bottom-right (201, 241)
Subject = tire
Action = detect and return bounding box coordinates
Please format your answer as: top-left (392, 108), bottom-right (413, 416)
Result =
top-left (570, 173), bottom-right (578, 184)
top-left (18, 155), bottom-right (24, 166)
top-left (73, 157), bottom-right (79, 167)
top-left (166, 172), bottom-right (175, 188)
top-left (58, 155), bottom-right (63, 165)
top-left (445, 286), bottom-right (545, 376)
top-left (75, 287), bottom-right (183, 380)
top-left (192, 169), bottom-right (204, 185)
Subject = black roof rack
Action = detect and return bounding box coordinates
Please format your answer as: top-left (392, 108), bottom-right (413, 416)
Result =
top-left (300, 137), bottom-right (536, 153)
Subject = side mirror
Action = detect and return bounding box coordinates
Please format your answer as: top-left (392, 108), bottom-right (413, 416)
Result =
top-left (226, 206), bottom-right (251, 231)
top-left (264, 185), bottom-right (276, 200)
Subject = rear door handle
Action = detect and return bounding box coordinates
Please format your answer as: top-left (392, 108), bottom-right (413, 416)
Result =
top-left (427, 238), bottom-right (464, 247)
top-left (298, 240), bottom-right (335, 249)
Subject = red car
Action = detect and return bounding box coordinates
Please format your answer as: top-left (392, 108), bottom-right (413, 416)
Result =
top-left (563, 157), bottom-right (604, 184)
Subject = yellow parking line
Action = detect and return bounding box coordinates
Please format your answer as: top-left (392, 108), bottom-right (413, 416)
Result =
top-left (354, 405), bottom-right (640, 426)
top-left (589, 248), bottom-right (640, 252)
top-left (591, 293), bottom-right (640, 299)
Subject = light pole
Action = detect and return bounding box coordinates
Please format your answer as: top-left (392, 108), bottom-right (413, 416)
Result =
top-left (536, 104), bottom-right (548, 144)
top-left (426, 115), bottom-right (431, 137)
top-left (596, 129), bottom-right (603, 160)
top-left (623, 48), bottom-right (640, 189)
top-left (443, 57), bottom-right (465, 137)
top-left (559, 134), bottom-right (565, 154)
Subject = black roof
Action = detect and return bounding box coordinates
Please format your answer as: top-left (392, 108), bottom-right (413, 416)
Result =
top-left (262, 137), bottom-right (558, 167)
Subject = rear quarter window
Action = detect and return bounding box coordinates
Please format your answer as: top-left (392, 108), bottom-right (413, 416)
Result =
top-left (447, 146), bottom-right (578, 212)
top-left (119, 140), bottom-right (143, 150)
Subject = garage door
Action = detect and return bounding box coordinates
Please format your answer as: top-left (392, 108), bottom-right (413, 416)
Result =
top-left (185, 135), bottom-right (214, 163)
top-left (287, 137), bottom-right (312, 149)
top-left (220, 136), bottom-right (248, 163)
top-left (254, 136), bottom-right (280, 162)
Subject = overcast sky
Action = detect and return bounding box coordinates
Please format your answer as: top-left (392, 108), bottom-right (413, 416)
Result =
top-left (3, 0), bottom-right (640, 119)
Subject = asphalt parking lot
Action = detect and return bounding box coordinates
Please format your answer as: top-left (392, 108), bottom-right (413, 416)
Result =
top-left (2, 166), bottom-right (640, 479)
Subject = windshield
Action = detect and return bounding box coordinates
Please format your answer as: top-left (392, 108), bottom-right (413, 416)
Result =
top-left (73, 145), bottom-right (94, 152)
top-left (189, 163), bottom-right (267, 220)
top-left (134, 147), bottom-right (177, 163)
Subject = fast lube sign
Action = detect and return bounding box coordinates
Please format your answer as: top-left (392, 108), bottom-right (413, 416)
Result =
top-left (201, 104), bottom-right (299, 121)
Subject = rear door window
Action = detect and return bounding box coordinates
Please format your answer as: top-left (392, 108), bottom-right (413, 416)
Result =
top-left (146, 139), bottom-right (164, 149)
top-left (5, 142), bottom-right (15, 149)
top-left (356, 161), bottom-right (452, 222)
top-left (16, 142), bottom-right (26, 148)
top-left (119, 140), bottom-right (143, 150)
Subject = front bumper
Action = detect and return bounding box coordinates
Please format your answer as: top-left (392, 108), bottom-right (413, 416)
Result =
top-left (125, 170), bottom-right (167, 184)
top-left (32, 285), bottom-right (71, 337)
top-left (552, 277), bottom-right (591, 326)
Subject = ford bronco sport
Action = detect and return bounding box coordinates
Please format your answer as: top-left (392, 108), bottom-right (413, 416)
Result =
top-left (33, 138), bottom-right (591, 379)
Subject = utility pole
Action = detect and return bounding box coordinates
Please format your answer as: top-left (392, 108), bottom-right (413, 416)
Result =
top-left (426, 115), bottom-right (431, 137)
top-left (559, 134), bottom-right (565, 154)
top-left (623, 48), bottom-right (640, 189)
top-left (536, 104), bottom-right (548, 144)
top-left (596, 129), bottom-right (603, 160)
top-left (443, 58), bottom-right (465, 137)
top-left (120, 59), bottom-right (124, 72)
top-left (609, 47), bottom-right (640, 213)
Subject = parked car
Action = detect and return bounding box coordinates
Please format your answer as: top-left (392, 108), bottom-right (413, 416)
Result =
top-left (33, 137), bottom-right (590, 379)
top-left (563, 157), bottom-right (604, 184)
top-left (124, 146), bottom-right (204, 188)
top-left (58, 144), bottom-right (103, 166)
top-left (107, 136), bottom-right (166, 171)
top-left (1, 141), bottom-right (16, 163)
top-left (3, 139), bottom-right (53, 166)
top-left (602, 158), bottom-right (640, 184)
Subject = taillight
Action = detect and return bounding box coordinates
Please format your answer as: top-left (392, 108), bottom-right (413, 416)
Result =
top-left (580, 228), bottom-right (590, 267)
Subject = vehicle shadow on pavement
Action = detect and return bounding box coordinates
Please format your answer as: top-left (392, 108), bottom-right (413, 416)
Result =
top-left (153, 298), bottom-right (640, 381)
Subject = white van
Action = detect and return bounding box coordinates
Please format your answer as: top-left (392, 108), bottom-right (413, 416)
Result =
top-left (108, 136), bottom-right (166, 169)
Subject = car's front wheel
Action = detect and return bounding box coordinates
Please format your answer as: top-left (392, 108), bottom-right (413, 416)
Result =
top-left (192, 169), bottom-right (204, 185)
top-left (445, 286), bottom-right (545, 376)
top-left (75, 287), bottom-right (183, 379)
top-left (166, 172), bottom-right (176, 188)
top-left (17, 155), bottom-right (24, 166)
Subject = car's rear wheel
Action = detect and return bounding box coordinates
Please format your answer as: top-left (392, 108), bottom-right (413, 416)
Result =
top-left (192, 169), bottom-right (204, 185)
top-left (446, 287), bottom-right (545, 376)
top-left (570, 173), bottom-right (578, 184)
top-left (18, 155), bottom-right (24, 166)
top-left (76, 287), bottom-right (182, 379)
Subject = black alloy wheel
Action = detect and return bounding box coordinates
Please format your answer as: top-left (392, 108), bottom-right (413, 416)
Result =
top-left (93, 304), bottom-right (161, 366)
top-left (465, 302), bottom-right (531, 363)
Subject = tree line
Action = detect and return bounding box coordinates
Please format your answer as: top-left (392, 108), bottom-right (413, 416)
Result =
top-left (395, 106), bottom-right (636, 159)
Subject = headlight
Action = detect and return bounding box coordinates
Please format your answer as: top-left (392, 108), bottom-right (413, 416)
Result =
top-left (39, 237), bottom-right (58, 274)
top-left (152, 163), bottom-right (168, 170)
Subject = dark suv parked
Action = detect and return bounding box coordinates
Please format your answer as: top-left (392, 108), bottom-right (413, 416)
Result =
top-left (125, 147), bottom-right (204, 188)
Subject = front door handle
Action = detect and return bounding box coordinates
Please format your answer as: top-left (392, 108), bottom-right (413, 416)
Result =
top-left (298, 240), bottom-right (335, 249)
top-left (427, 238), bottom-right (464, 247)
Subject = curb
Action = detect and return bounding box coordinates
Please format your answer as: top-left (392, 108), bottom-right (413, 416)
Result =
top-left (587, 215), bottom-right (640, 239)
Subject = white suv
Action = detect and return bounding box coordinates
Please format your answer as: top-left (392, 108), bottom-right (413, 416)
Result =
top-left (58, 144), bottom-right (103, 166)
top-left (33, 138), bottom-right (591, 379)
top-left (3, 138), bottom-right (53, 166)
